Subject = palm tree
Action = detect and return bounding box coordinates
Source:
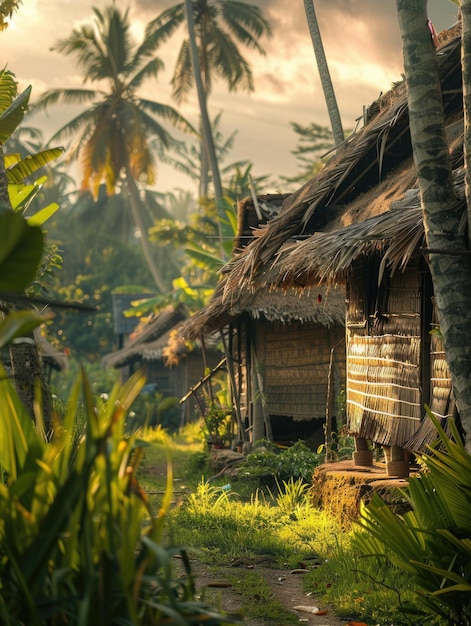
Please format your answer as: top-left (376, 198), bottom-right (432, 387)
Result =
top-left (146, 0), bottom-right (272, 198)
top-left (32, 4), bottom-right (196, 292)
top-left (303, 1), bottom-right (344, 147)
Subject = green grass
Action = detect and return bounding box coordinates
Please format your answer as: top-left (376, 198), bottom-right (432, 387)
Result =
top-left (227, 572), bottom-right (299, 624)
top-left (303, 541), bottom-right (423, 625)
top-left (137, 426), bottom-right (432, 626)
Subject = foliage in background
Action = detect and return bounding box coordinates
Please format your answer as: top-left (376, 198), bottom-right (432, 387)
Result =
top-left (353, 413), bottom-right (471, 625)
top-left (31, 3), bottom-right (196, 292)
top-left (127, 387), bottom-right (181, 433)
top-left (146, 0), bottom-right (272, 198)
top-left (0, 0), bottom-right (21, 30)
top-left (281, 122), bottom-right (334, 186)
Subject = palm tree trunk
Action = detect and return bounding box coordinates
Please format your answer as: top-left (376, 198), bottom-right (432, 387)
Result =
top-left (303, 0), bottom-right (344, 146)
top-left (184, 0), bottom-right (224, 254)
top-left (198, 119), bottom-right (210, 198)
top-left (462, 0), bottom-right (471, 246)
top-left (397, 0), bottom-right (471, 451)
top-left (124, 166), bottom-right (167, 293)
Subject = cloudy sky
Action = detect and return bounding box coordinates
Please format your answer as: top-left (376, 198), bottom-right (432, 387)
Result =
top-left (2, 0), bottom-right (459, 194)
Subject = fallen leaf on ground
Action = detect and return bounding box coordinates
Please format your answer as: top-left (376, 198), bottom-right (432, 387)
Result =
top-left (294, 605), bottom-right (322, 613)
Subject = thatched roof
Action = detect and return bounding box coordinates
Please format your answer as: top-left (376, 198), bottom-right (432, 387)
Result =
top-left (265, 163), bottom-right (466, 288)
top-left (102, 304), bottom-right (188, 369)
top-left (182, 26), bottom-right (464, 341)
top-left (233, 193), bottom-right (290, 251)
top-left (180, 280), bottom-right (345, 340)
top-left (222, 27), bottom-right (463, 292)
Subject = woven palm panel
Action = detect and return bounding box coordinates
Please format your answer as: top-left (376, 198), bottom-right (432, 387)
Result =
top-left (266, 383), bottom-right (328, 419)
top-left (347, 334), bottom-right (422, 446)
top-left (264, 328), bottom-right (329, 420)
top-left (406, 312), bottom-right (455, 452)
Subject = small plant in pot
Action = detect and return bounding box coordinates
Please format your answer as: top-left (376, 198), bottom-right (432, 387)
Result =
top-left (204, 404), bottom-right (232, 449)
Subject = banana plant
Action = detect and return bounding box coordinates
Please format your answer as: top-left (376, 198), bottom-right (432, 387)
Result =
top-left (0, 69), bottom-right (64, 223)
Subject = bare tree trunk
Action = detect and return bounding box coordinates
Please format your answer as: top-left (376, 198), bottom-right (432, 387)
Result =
top-left (184, 0), bottom-right (224, 254)
top-left (303, 0), bottom-right (344, 146)
top-left (396, 0), bottom-right (471, 451)
top-left (124, 166), bottom-right (167, 292)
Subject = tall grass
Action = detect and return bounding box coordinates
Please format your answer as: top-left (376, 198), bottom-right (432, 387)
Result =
top-left (169, 478), bottom-right (343, 567)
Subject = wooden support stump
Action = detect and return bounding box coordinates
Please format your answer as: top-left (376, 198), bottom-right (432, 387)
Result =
top-left (352, 437), bottom-right (373, 466)
top-left (386, 446), bottom-right (409, 478)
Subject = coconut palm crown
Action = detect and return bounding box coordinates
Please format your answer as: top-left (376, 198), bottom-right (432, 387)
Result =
top-left (146, 0), bottom-right (273, 104)
top-left (32, 4), bottom-right (196, 199)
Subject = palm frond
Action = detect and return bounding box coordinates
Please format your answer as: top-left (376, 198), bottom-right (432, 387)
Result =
top-left (0, 85), bottom-right (31, 144)
top-left (31, 88), bottom-right (100, 113)
top-left (6, 148), bottom-right (65, 184)
top-left (222, 1), bottom-right (273, 40)
top-left (127, 58), bottom-right (165, 91)
top-left (207, 26), bottom-right (254, 92)
top-left (133, 107), bottom-right (174, 151)
top-left (45, 106), bottom-right (99, 146)
top-left (170, 39), bottom-right (193, 104)
top-left (54, 24), bottom-right (109, 83)
top-left (141, 4), bottom-right (185, 58)
top-left (222, 1), bottom-right (272, 53)
top-left (106, 5), bottom-right (132, 78)
top-left (0, 70), bottom-right (19, 113)
top-left (138, 98), bottom-right (197, 135)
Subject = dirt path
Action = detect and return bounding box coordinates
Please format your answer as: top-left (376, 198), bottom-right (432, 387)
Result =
top-left (183, 556), bottom-right (353, 625)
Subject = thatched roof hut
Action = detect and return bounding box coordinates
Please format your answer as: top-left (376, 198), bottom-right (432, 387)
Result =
top-left (210, 26), bottom-right (463, 469)
top-left (102, 304), bottom-right (188, 370)
top-left (102, 304), bottom-right (221, 425)
top-left (223, 26), bottom-right (463, 292)
top-left (180, 196), bottom-right (347, 448)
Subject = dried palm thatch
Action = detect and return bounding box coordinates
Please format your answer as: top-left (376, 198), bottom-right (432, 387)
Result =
top-left (233, 194), bottom-right (289, 251)
top-left (102, 304), bottom-right (187, 369)
top-left (268, 166), bottom-right (466, 289)
top-left (222, 31), bottom-right (462, 293)
top-left (179, 280), bottom-right (345, 341)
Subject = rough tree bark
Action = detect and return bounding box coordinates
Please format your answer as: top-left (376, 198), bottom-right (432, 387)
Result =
top-left (303, 0), bottom-right (344, 146)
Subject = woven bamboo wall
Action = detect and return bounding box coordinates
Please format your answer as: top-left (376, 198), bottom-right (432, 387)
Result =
top-left (346, 261), bottom-right (423, 446)
top-left (257, 319), bottom-right (346, 421)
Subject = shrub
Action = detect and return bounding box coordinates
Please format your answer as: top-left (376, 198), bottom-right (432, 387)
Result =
top-left (238, 440), bottom-right (323, 486)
